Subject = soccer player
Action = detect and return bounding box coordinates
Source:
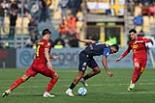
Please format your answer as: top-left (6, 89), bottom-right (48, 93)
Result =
top-left (2, 29), bottom-right (59, 97)
top-left (66, 43), bottom-right (119, 96)
top-left (116, 29), bottom-right (153, 91)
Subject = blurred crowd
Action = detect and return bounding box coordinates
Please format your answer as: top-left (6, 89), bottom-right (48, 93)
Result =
top-left (86, 0), bottom-right (125, 16)
top-left (0, 0), bottom-right (155, 48)
top-left (0, 0), bottom-right (83, 48)
top-left (127, 0), bottom-right (155, 33)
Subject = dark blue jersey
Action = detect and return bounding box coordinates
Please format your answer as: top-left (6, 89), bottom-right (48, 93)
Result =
top-left (83, 43), bottom-right (111, 57)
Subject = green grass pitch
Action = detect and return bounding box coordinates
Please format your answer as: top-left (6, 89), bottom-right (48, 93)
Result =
top-left (0, 68), bottom-right (155, 103)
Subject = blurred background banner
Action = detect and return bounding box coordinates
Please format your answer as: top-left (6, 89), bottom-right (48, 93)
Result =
top-left (16, 48), bottom-right (154, 69)
top-left (0, 48), bottom-right (16, 68)
top-left (16, 48), bottom-right (80, 69)
top-left (16, 48), bottom-right (33, 68)
top-left (96, 48), bottom-right (154, 69)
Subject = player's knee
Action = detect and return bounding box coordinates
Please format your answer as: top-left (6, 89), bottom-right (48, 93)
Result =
top-left (97, 69), bottom-right (101, 74)
top-left (140, 67), bottom-right (145, 73)
top-left (94, 69), bottom-right (101, 74)
top-left (53, 73), bottom-right (59, 80)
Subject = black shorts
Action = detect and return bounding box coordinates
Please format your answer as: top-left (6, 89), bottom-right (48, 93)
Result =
top-left (79, 51), bottom-right (98, 72)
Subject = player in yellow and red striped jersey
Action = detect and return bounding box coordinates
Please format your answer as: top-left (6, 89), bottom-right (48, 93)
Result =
top-left (2, 29), bottom-right (59, 97)
top-left (116, 29), bottom-right (153, 91)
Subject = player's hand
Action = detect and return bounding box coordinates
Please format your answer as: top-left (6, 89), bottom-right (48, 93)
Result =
top-left (87, 40), bottom-right (96, 44)
top-left (53, 55), bottom-right (61, 60)
top-left (107, 71), bottom-right (113, 77)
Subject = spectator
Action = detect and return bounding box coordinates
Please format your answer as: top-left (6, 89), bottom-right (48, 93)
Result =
top-left (9, 0), bottom-right (18, 39)
top-left (28, 17), bottom-right (38, 35)
top-left (54, 36), bottom-right (65, 49)
top-left (142, 3), bottom-right (150, 15)
top-left (58, 19), bottom-right (68, 35)
top-left (127, 0), bottom-right (135, 15)
top-left (58, 0), bottom-right (70, 19)
top-left (139, 0), bottom-right (153, 5)
top-left (66, 10), bottom-right (77, 35)
top-left (133, 14), bottom-right (143, 26)
top-left (68, 0), bottom-right (82, 15)
top-left (134, 2), bottom-right (142, 16)
top-left (26, 17), bottom-right (38, 48)
top-left (0, 1), bottom-right (5, 33)
top-left (30, 0), bottom-right (40, 20)
top-left (39, 0), bottom-right (50, 22)
top-left (149, 3), bottom-right (155, 16)
top-left (0, 35), bottom-right (1, 48)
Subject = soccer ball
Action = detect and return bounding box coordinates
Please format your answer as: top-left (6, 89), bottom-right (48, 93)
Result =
top-left (78, 87), bottom-right (87, 96)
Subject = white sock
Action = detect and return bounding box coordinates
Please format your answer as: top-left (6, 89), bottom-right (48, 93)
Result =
top-left (130, 83), bottom-right (135, 89)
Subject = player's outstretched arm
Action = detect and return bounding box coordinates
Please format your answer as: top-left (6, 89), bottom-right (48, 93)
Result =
top-left (143, 37), bottom-right (153, 45)
top-left (116, 46), bottom-right (131, 62)
top-left (80, 39), bottom-right (96, 44)
top-left (102, 56), bottom-right (113, 77)
top-left (75, 33), bottom-right (96, 44)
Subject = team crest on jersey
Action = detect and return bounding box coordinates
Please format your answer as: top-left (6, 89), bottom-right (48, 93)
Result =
top-left (132, 44), bottom-right (138, 49)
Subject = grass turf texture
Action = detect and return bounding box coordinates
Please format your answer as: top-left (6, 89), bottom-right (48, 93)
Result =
top-left (0, 68), bottom-right (155, 103)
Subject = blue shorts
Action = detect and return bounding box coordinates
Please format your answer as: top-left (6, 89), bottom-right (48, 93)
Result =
top-left (79, 51), bottom-right (98, 72)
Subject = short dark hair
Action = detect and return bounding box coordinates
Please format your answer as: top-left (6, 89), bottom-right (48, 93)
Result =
top-left (42, 29), bottom-right (51, 36)
top-left (111, 44), bottom-right (119, 52)
top-left (129, 29), bottom-right (137, 34)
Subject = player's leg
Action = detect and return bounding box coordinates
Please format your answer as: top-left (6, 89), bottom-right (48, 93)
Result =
top-left (66, 51), bottom-right (87, 96)
top-left (66, 71), bottom-right (85, 96)
top-left (128, 60), bottom-right (140, 91)
top-left (2, 67), bottom-right (37, 97)
top-left (39, 66), bottom-right (59, 97)
top-left (80, 66), bottom-right (100, 86)
top-left (82, 59), bottom-right (100, 82)
top-left (128, 59), bottom-right (146, 91)
top-left (132, 60), bottom-right (146, 83)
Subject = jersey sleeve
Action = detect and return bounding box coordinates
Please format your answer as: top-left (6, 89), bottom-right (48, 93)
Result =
top-left (139, 36), bottom-right (152, 43)
top-left (103, 47), bottom-right (110, 57)
top-left (142, 37), bottom-right (152, 43)
top-left (119, 45), bottom-right (131, 59)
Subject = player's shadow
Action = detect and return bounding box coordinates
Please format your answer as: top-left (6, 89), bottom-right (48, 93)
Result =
top-left (11, 94), bottom-right (42, 97)
top-left (128, 88), bottom-right (149, 93)
top-left (134, 88), bottom-right (147, 92)
top-left (10, 93), bottom-right (60, 97)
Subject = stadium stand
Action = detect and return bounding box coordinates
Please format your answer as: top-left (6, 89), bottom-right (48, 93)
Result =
top-left (0, 0), bottom-right (155, 48)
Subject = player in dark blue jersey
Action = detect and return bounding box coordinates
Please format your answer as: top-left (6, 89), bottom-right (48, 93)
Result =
top-left (66, 43), bottom-right (119, 96)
